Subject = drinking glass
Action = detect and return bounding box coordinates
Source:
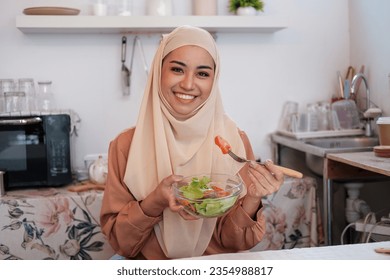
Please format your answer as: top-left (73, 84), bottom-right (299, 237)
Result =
top-left (4, 91), bottom-right (27, 112)
top-left (18, 78), bottom-right (36, 111)
top-left (1, 79), bottom-right (16, 113)
top-left (37, 81), bottom-right (56, 111)
top-left (278, 101), bottom-right (298, 132)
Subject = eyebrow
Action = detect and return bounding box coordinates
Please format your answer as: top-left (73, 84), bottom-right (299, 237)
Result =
top-left (169, 60), bottom-right (213, 70)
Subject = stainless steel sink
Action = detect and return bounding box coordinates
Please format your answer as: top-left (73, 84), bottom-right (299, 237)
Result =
top-left (304, 136), bottom-right (379, 175)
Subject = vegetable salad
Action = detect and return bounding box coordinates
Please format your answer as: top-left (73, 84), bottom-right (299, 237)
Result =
top-left (177, 176), bottom-right (239, 218)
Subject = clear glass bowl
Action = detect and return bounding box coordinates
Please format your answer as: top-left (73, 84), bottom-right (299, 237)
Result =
top-left (173, 173), bottom-right (243, 218)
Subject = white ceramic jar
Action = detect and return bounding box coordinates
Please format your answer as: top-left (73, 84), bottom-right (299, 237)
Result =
top-left (192, 0), bottom-right (217, 15)
top-left (88, 155), bottom-right (108, 185)
top-left (92, 0), bottom-right (108, 16)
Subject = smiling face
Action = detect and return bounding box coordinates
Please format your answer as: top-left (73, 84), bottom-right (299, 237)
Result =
top-left (161, 45), bottom-right (215, 119)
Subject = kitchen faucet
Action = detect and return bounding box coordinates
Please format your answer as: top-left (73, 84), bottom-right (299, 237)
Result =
top-left (350, 73), bottom-right (380, 137)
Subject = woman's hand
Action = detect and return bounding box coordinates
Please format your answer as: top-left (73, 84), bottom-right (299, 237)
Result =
top-left (242, 160), bottom-right (284, 218)
top-left (140, 174), bottom-right (198, 220)
top-left (247, 160), bottom-right (284, 198)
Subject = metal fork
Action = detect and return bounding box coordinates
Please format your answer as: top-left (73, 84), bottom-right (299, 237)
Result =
top-left (215, 136), bottom-right (303, 178)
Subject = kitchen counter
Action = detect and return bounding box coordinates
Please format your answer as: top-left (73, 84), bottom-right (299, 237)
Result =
top-left (326, 152), bottom-right (390, 177)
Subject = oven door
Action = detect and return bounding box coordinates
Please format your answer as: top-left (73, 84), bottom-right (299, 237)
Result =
top-left (0, 116), bottom-right (47, 188)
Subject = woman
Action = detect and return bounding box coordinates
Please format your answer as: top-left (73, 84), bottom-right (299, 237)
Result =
top-left (100, 25), bottom-right (284, 260)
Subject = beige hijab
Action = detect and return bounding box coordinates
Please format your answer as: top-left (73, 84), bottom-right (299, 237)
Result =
top-left (124, 25), bottom-right (246, 259)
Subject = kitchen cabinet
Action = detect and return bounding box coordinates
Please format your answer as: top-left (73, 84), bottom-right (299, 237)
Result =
top-left (16, 15), bottom-right (287, 34)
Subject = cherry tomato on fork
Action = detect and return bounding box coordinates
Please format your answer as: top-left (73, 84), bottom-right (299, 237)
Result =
top-left (214, 135), bottom-right (232, 154)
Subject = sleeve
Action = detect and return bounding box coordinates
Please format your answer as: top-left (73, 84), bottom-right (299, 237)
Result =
top-left (100, 128), bottom-right (162, 258)
top-left (212, 202), bottom-right (266, 251)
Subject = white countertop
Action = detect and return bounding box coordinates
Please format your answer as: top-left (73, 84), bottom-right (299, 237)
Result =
top-left (183, 241), bottom-right (390, 260)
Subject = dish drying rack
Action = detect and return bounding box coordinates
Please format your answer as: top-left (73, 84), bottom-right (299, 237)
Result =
top-left (276, 129), bottom-right (364, 139)
top-left (276, 101), bottom-right (365, 139)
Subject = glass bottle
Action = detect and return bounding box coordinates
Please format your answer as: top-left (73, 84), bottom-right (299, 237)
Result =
top-left (37, 80), bottom-right (56, 111)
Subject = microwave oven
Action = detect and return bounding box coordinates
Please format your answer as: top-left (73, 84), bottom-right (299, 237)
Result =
top-left (0, 114), bottom-right (73, 189)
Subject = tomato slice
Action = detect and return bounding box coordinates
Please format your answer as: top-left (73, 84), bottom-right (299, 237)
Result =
top-left (211, 185), bottom-right (224, 192)
top-left (211, 185), bottom-right (231, 197)
top-left (215, 191), bottom-right (231, 198)
top-left (178, 198), bottom-right (190, 206)
top-left (202, 190), bottom-right (216, 198)
top-left (214, 135), bottom-right (231, 154)
top-left (178, 199), bottom-right (196, 212)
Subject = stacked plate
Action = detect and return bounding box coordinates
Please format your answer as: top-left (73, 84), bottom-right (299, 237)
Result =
top-left (373, 146), bottom-right (390, 158)
top-left (23, 7), bottom-right (80, 15)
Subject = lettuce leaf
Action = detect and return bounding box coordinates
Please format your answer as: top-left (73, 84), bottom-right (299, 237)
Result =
top-left (179, 176), bottom-right (211, 199)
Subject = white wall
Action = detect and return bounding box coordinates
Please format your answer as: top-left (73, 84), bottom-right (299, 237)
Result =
top-left (349, 0), bottom-right (390, 117)
top-left (348, 0), bottom-right (390, 232)
top-left (0, 0), bottom-right (351, 169)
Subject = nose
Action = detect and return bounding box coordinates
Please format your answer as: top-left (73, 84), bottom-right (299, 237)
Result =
top-left (180, 73), bottom-right (195, 90)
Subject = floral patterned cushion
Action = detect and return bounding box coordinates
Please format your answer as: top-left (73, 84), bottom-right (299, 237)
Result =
top-left (0, 187), bottom-right (114, 260)
top-left (251, 177), bottom-right (323, 252)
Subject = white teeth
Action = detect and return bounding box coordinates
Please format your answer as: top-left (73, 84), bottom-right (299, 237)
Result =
top-left (175, 93), bottom-right (195, 100)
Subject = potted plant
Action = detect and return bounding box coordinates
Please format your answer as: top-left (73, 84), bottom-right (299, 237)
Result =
top-left (229, 0), bottom-right (264, 16)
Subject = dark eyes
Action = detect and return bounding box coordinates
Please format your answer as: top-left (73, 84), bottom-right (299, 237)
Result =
top-left (198, 71), bottom-right (210, 78)
top-left (171, 67), bottom-right (183, 73)
top-left (170, 67), bottom-right (210, 78)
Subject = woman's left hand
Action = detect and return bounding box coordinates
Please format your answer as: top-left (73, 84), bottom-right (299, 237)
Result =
top-left (241, 160), bottom-right (284, 218)
top-left (246, 160), bottom-right (284, 199)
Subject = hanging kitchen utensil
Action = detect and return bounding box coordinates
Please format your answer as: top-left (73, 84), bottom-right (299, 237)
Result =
top-left (214, 136), bottom-right (303, 178)
top-left (121, 36), bottom-right (130, 96)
